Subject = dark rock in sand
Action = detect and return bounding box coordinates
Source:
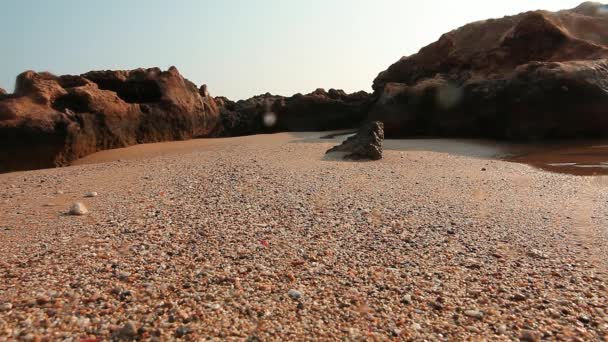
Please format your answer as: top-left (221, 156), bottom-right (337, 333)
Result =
top-left (326, 121), bottom-right (384, 160)
top-left (216, 89), bottom-right (371, 137)
top-left (369, 2), bottom-right (608, 140)
top-left (0, 67), bottom-right (220, 173)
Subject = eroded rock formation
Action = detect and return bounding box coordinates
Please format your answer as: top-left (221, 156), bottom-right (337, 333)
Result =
top-left (370, 2), bottom-right (608, 140)
top-left (326, 121), bottom-right (384, 160)
top-left (0, 67), bottom-right (221, 172)
top-left (215, 89), bottom-right (371, 137)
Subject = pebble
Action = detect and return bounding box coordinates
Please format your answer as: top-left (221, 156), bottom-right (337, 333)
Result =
top-left (36, 296), bottom-right (51, 305)
top-left (0, 302), bottom-right (12, 311)
top-left (175, 326), bottom-right (192, 338)
top-left (117, 271), bottom-right (131, 281)
top-left (519, 329), bottom-right (541, 342)
top-left (116, 321), bottom-right (138, 340)
top-left (68, 202), bottom-right (88, 216)
top-left (463, 310), bottom-right (484, 319)
top-left (288, 289), bottom-right (302, 301)
top-left (527, 249), bottom-right (547, 259)
top-left (511, 293), bottom-right (527, 301)
top-left (401, 294), bottom-right (413, 305)
top-left (84, 191), bottom-right (98, 198)
top-left (578, 315), bottom-right (591, 324)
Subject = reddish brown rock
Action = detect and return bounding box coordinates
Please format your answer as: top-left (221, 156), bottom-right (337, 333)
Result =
top-left (0, 88), bottom-right (6, 96)
top-left (14, 71), bottom-right (67, 106)
top-left (370, 2), bottom-right (608, 140)
top-left (0, 67), bottom-right (220, 173)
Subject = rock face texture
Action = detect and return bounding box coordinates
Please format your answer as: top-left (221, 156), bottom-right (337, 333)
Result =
top-left (326, 121), bottom-right (384, 160)
top-left (0, 67), bottom-right (221, 172)
top-left (370, 2), bottom-right (608, 140)
top-left (216, 88), bottom-right (371, 137)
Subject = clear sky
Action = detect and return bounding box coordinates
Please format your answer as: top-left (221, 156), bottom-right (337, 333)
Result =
top-left (1, 0), bottom-right (583, 100)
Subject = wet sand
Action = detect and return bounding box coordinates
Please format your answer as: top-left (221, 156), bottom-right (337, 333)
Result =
top-left (1, 132), bottom-right (607, 340)
top-left (508, 142), bottom-right (608, 176)
top-left (325, 133), bottom-right (608, 176)
top-left (76, 133), bottom-right (518, 167)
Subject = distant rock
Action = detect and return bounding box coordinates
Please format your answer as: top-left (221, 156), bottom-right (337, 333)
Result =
top-left (68, 202), bottom-right (88, 216)
top-left (369, 2), bottom-right (608, 140)
top-left (216, 89), bottom-right (371, 137)
top-left (326, 121), bottom-right (384, 160)
top-left (0, 67), bottom-right (221, 173)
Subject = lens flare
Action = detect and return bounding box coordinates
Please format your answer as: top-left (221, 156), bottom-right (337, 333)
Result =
top-left (437, 84), bottom-right (463, 109)
top-left (263, 112), bottom-right (277, 127)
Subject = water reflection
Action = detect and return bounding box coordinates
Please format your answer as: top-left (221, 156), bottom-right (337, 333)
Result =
top-left (508, 143), bottom-right (608, 176)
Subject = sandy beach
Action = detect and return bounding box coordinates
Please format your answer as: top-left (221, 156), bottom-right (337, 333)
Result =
top-left (1, 132), bottom-right (607, 340)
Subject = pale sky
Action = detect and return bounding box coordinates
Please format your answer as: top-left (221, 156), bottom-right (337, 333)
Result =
top-left (0, 0), bottom-right (583, 99)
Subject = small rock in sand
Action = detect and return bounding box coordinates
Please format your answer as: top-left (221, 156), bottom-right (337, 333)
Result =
top-left (175, 326), bottom-right (192, 338)
top-left (68, 202), bottom-right (88, 216)
top-left (84, 192), bottom-right (98, 198)
top-left (116, 321), bottom-right (138, 340)
top-left (519, 329), bottom-right (541, 342)
top-left (464, 310), bottom-right (484, 319)
top-left (527, 249), bottom-right (547, 259)
top-left (0, 302), bottom-right (13, 311)
top-left (288, 289), bottom-right (302, 301)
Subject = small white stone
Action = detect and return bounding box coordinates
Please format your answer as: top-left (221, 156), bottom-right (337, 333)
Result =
top-left (68, 202), bottom-right (88, 216)
top-left (464, 310), bottom-right (484, 319)
top-left (288, 289), bottom-right (302, 300)
top-left (0, 302), bottom-right (13, 311)
top-left (84, 192), bottom-right (98, 198)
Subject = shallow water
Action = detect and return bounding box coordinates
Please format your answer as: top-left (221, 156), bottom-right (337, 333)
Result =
top-left (508, 143), bottom-right (608, 176)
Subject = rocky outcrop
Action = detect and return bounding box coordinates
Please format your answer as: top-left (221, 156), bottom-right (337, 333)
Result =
top-left (216, 89), bottom-right (371, 137)
top-left (370, 2), bottom-right (608, 140)
top-left (0, 67), bottom-right (220, 172)
top-left (326, 121), bottom-right (384, 160)
top-left (0, 88), bottom-right (6, 96)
